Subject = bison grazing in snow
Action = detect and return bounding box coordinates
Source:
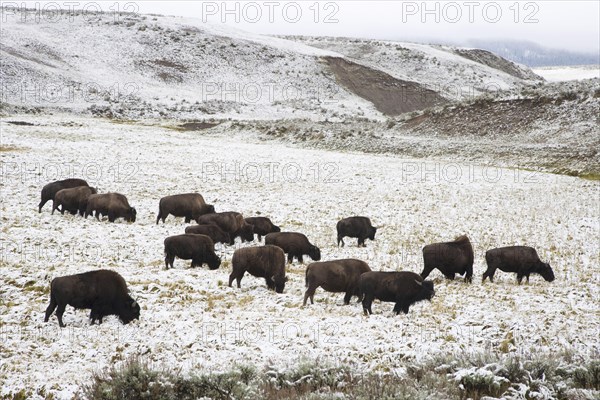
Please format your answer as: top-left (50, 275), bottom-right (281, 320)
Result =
top-left (164, 234), bottom-right (221, 270)
top-left (156, 193), bottom-right (215, 224)
top-left (229, 245), bottom-right (287, 293)
top-left (195, 211), bottom-right (254, 245)
top-left (44, 270), bottom-right (140, 327)
top-left (421, 235), bottom-right (474, 283)
top-left (483, 246), bottom-right (555, 284)
top-left (52, 186), bottom-right (98, 216)
top-left (265, 232), bottom-right (321, 264)
top-left (85, 193), bottom-right (136, 222)
top-left (39, 178), bottom-right (90, 213)
top-left (303, 259), bottom-right (372, 306)
top-left (244, 217), bottom-right (281, 241)
top-left (184, 224), bottom-right (231, 245)
top-left (336, 216), bottom-right (378, 247)
top-left (360, 271), bottom-right (435, 315)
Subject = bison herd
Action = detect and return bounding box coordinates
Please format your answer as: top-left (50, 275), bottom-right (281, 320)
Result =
top-left (39, 180), bottom-right (555, 327)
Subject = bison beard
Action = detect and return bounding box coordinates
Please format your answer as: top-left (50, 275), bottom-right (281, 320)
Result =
top-left (359, 271), bottom-right (435, 315)
top-left (44, 270), bottom-right (140, 327)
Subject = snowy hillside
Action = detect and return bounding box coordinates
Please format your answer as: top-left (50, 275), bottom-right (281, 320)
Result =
top-left (284, 36), bottom-right (543, 100)
top-left (2, 8), bottom-right (541, 120)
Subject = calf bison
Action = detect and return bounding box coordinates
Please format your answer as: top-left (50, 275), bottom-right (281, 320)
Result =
top-left (164, 234), bottom-right (221, 270)
top-left (265, 232), bottom-right (321, 264)
top-left (303, 259), bottom-right (371, 306)
top-left (195, 211), bottom-right (254, 245)
top-left (336, 216), bottom-right (378, 247)
top-left (483, 246), bottom-right (555, 284)
top-left (39, 178), bottom-right (89, 213)
top-left (245, 217), bottom-right (281, 241)
top-left (85, 193), bottom-right (136, 222)
top-left (44, 269), bottom-right (140, 327)
top-left (184, 224), bottom-right (231, 245)
top-left (229, 245), bottom-right (287, 293)
top-left (156, 193), bottom-right (215, 224)
top-left (421, 235), bottom-right (474, 283)
top-left (52, 186), bottom-right (98, 216)
top-left (360, 271), bottom-right (435, 315)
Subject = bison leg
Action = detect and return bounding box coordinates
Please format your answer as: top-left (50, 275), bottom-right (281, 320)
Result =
top-left (394, 302), bottom-right (410, 315)
top-left (156, 212), bottom-right (162, 224)
top-left (184, 216), bottom-right (191, 223)
top-left (465, 267), bottom-right (473, 283)
top-left (228, 272), bottom-right (242, 288)
top-left (165, 254), bottom-right (174, 270)
top-left (108, 212), bottom-right (116, 223)
top-left (303, 285), bottom-right (318, 306)
top-left (482, 268), bottom-right (496, 283)
top-left (526, 274), bottom-right (531, 284)
top-left (38, 200), bottom-right (46, 213)
top-left (362, 295), bottom-right (374, 315)
top-left (343, 291), bottom-right (353, 305)
top-left (51, 201), bottom-right (58, 215)
top-left (95, 211), bottom-right (101, 221)
top-left (420, 265), bottom-right (434, 280)
top-left (257, 235), bottom-right (262, 242)
top-left (337, 235), bottom-right (344, 247)
top-left (298, 254), bottom-right (304, 264)
top-left (358, 237), bottom-right (365, 247)
top-left (444, 272), bottom-right (456, 280)
top-left (287, 253), bottom-right (293, 264)
top-left (265, 276), bottom-right (275, 291)
top-left (55, 303), bottom-right (67, 328)
top-left (44, 297), bottom-right (58, 323)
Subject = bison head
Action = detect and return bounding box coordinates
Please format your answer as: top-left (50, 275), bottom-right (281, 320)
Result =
top-left (540, 263), bottom-right (555, 282)
top-left (208, 254), bottom-right (221, 270)
top-left (119, 298), bottom-right (140, 324)
top-left (415, 279), bottom-right (435, 301)
top-left (309, 245), bottom-right (321, 261)
top-left (274, 276), bottom-right (288, 294)
top-left (126, 207), bottom-right (137, 222)
top-left (90, 187), bottom-right (99, 194)
top-left (369, 226), bottom-right (377, 241)
top-left (273, 224), bottom-right (281, 233)
top-left (240, 223), bottom-right (255, 242)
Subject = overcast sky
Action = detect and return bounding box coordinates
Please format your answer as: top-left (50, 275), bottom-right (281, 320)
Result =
top-left (17, 1), bottom-right (600, 53)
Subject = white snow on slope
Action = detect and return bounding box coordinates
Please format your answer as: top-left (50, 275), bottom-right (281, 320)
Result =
top-left (533, 65), bottom-right (600, 82)
top-left (1, 115), bottom-right (598, 399)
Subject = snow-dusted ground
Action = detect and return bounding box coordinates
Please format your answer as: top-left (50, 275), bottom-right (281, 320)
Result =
top-left (533, 65), bottom-right (600, 82)
top-left (1, 115), bottom-right (598, 398)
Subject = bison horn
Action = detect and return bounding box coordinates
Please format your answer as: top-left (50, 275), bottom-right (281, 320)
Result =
top-left (414, 279), bottom-right (423, 287)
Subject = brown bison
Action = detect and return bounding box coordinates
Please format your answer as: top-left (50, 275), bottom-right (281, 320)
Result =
top-left (360, 271), bottom-right (435, 315)
top-left (52, 186), bottom-right (98, 216)
top-left (195, 211), bottom-right (254, 245)
top-left (303, 259), bottom-right (372, 306)
top-left (336, 216), bottom-right (378, 247)
top-left (39, 178), bottom-right (89, 213)
top-left (483, 246), bottom-right (555, 284)
top-left (229, 245), bottom-right (287, 293)
top-left (85, 193), bottom-right (136, 222)
top-left (44, 269), bottom-right (140, 327)
top-left (156, 193), bottom-right (215, 224)
top-left (245, 217), bottom-right (281, 241)
top-left (163, 234), bottom-right (221, 270)
top-left (184, 224), bottom-right (231, 245)
top-left (264, 232), bottom-right (321, 264)
top-left (421, 235), bottom-right (474, 283)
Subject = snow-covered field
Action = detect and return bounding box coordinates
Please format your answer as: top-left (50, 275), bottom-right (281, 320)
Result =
top-left (1, 115), bottom-right (598, 398)
top-left (533, 65), bottom-right (600, 82)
